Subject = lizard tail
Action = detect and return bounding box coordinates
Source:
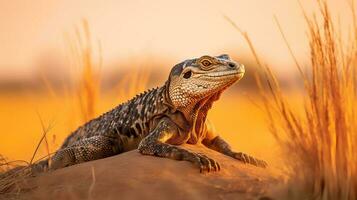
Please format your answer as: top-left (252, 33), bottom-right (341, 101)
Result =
top-left (30, 159), bottom-right (50, 174)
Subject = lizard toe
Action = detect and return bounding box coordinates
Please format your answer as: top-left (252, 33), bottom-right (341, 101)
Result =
top-left (192, 155), bottom-right (205, 173)
top-left (234, 152), bottom-right (247, 164)
top-left (258, 159), bottom-right (268, 168)
top-left (233, 152), bottom-right (268, 168)
top-left (198, 154), bottom-right (212, 173)
top-left (195, 153), bottom-right (218, 173)
top-left (201, 154), bottom-right (220, 172)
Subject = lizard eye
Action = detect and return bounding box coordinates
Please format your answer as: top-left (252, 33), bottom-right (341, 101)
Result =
top-left (183, 71), bottom-right (192, 79)
top-left (201, 59), bottom-right (212, 67)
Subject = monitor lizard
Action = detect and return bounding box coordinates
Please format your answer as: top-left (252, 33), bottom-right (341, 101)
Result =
top-left (35, 54), bottom-right (267, 173)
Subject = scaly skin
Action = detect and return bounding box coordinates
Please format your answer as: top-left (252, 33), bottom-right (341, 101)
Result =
top-left (35, 54), bottom-right (267, 173)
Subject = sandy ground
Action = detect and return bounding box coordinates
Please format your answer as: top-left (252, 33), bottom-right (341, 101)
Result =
top-left (16, 145), bottom-right (281, 200)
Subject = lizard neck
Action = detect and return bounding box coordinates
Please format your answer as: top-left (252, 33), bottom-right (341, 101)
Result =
top-left (163, 80), bottom-right (221, 129)
top-left (162, 81), bottom-right (196, 123)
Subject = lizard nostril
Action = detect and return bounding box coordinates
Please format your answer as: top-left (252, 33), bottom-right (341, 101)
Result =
top-left (228, 62), bottom-right (236, 68)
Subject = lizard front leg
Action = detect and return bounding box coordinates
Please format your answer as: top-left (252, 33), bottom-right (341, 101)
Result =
top-left (138, 118), bottom-right (220, 173)
top-left (202, 121), bottom-right (267, 168)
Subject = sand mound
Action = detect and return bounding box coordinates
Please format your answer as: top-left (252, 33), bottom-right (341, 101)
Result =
top-left (17, 145), bottom-right (280, 200)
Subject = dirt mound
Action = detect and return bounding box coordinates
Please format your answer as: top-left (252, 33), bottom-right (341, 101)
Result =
top-left (16, 145), bottom-right (280, 200)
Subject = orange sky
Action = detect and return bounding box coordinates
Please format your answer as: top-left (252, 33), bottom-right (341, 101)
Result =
top-left (0, 0), bottom-right (353, 79)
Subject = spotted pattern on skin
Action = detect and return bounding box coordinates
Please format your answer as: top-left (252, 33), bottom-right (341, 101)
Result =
top-left (31, 54), bottom-right (267, 173)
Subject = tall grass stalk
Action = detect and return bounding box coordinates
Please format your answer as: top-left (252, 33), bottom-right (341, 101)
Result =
top-left (65, 19), bottom-right (102, 123)
top-left (229, 1), bottom-right (356, 199)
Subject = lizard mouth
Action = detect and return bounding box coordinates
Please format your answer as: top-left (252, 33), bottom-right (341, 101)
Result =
top-left (198, 70), bottom-right (244, 80)
top-left (204, 70), bottom-right (243, 78)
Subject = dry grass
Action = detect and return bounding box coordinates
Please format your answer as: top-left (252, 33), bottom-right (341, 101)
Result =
top-left (229, 1), bottom-right (357, 199)
top-left (65, 19), bottom-right (102, 123)
top-left (0, 166), bottom-right (31, 199)
top-left (0, 111), bottom-right (55, 197)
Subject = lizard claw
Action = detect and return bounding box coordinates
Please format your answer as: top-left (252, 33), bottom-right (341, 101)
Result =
top-left (192, 153), bottom-right (220, 173)
top-left (233, 152), bottom-right (268, 168)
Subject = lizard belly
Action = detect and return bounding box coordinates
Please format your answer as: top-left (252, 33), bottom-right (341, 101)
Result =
top-left (116, 134), bottom-right (142, 152)
top-left (166, 128), bottom-right (191, 145)
top-left (187, 129), bottom-right (206, 144)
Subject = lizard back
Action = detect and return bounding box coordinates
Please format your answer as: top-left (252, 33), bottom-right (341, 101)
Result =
top-left (60, 86), bottom-right (169, 151)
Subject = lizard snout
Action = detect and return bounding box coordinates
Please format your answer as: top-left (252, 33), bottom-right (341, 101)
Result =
top-left (237, 63), bottom-right (245, 73)
top-left (226, 61), bottom-right (244, 74)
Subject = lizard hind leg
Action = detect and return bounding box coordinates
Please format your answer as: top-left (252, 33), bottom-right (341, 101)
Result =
top-left (49, 135), bottom-right (121, 170)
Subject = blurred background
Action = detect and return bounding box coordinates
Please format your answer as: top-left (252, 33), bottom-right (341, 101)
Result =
top-left (0, 0), bottom-right (353, 164)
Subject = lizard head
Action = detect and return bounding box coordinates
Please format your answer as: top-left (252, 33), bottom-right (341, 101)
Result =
top-left (167, 54), bottom-right (245, 109)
